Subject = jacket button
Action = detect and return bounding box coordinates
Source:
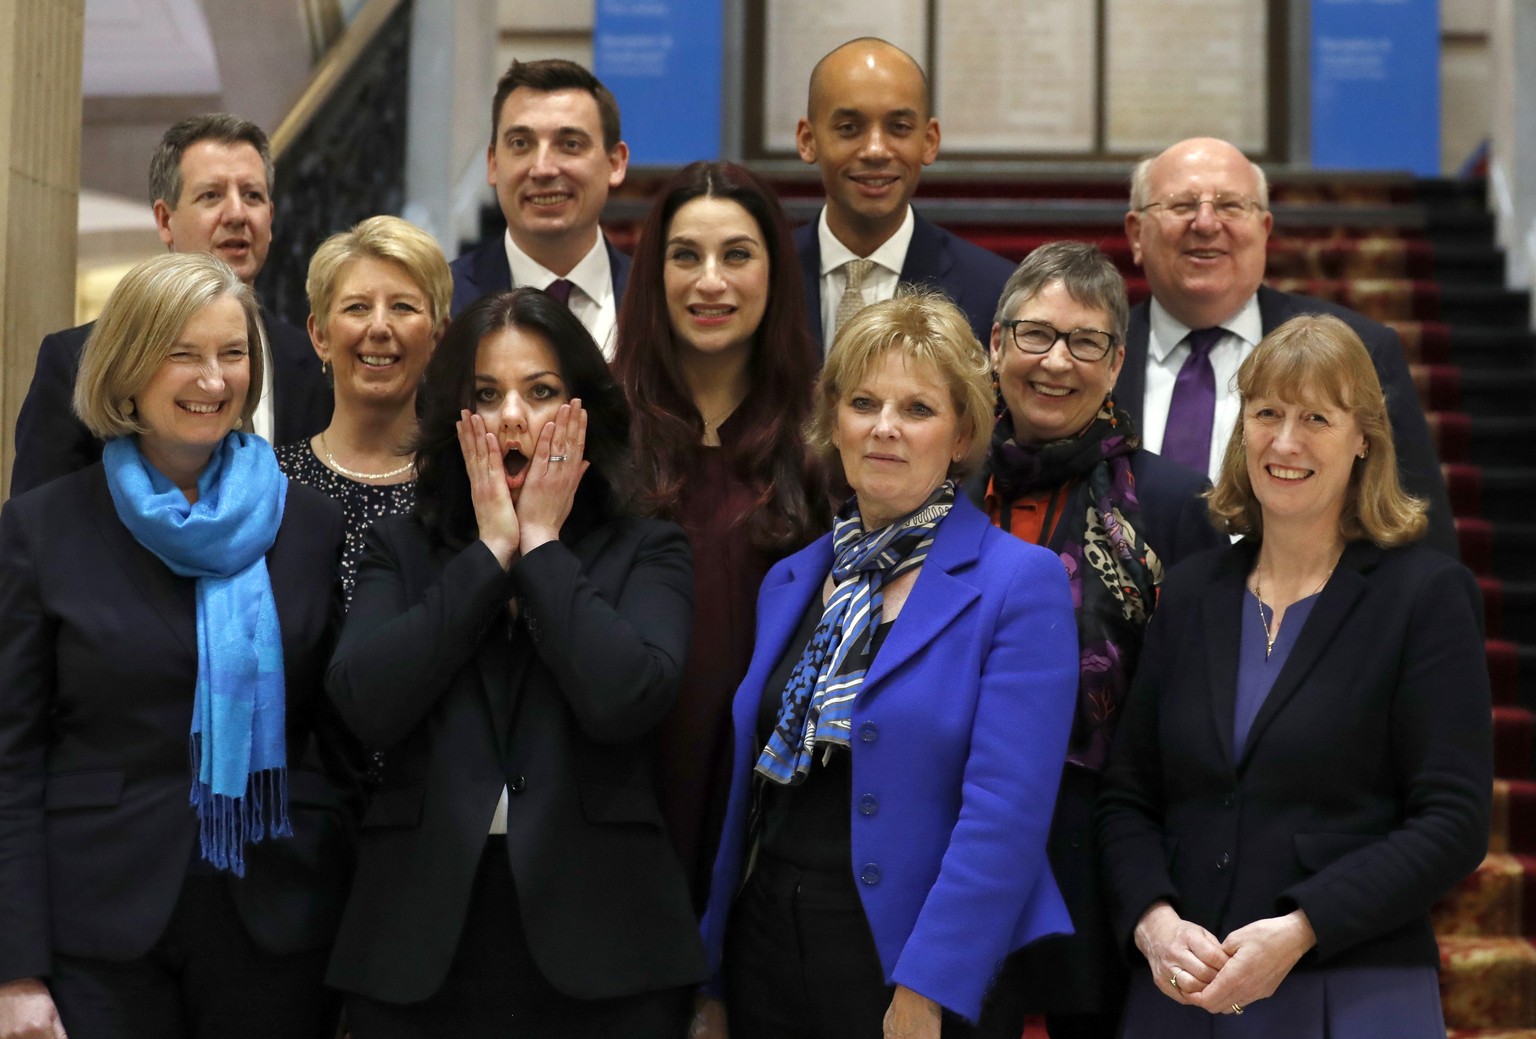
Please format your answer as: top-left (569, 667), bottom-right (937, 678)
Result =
top-left (859, 722), bottom-right (879, 743)
top-left (508, 775), bottom-right (527, 794)
top-left (1216, 852), bottom-right (1231, 871)
top-left (858, 794), bottom-right (878, 816)
top-left (860, 863), bottom-right (881, 885)
top-left (1223, 792), bottom-right (1235, 807)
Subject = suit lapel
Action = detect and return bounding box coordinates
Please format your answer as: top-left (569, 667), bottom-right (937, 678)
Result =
top-left (1236, 542), bottom-right (1375, 768)
top-left (795, 224), bottom-right (824, 347)
top-left (1204, 544), bottom-right (1252, 769)
top-left (1120, 301), bottom-right (1151, 426)
top-left (607, 237), bottom-right (631, 302)
top-left (898, 212), bottom-right (954, 289)
top-left (86, 468), bottom-right (198, 658)
top-left (862, 499), bottom-right (983, 696)
top-left (475, 239), bottom-right (514, 294)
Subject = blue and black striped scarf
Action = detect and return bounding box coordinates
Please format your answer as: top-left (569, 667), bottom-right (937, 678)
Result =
top-left (754, 481), bottom-right (956, 786)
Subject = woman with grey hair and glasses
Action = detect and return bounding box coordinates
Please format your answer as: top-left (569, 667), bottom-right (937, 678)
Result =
top-left (962, 241), bottom-right (1223, 1039)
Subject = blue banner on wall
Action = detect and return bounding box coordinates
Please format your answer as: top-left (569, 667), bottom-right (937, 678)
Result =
top-left (1311, 0), bottom-right (1439, 174)
top-left (594, 0), bottom-right (722, 165)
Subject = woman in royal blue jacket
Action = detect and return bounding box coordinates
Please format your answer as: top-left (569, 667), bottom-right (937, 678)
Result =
top-left (695, 291), bottom-right (1080, 1039)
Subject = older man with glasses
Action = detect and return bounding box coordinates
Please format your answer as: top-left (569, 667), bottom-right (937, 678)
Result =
top-left (1117, 137), bottom-right (1454, 554)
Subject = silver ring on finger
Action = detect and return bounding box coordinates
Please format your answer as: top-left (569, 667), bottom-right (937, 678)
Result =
top-left (549, 454), bottom-right (569, 463)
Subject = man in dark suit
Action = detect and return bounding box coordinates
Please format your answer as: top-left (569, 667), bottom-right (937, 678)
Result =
top-left (793, 38), bottom-right (1014, 352)
top-left (1120, 136), bottom-right (1455, 554)
top-left (449, 59), bottom-right (631, 358)
top-left (10, 114), bottom-right (331, 497)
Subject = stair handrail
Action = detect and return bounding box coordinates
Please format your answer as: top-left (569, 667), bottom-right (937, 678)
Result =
top-left (270, 0), bottom-right (407, 161)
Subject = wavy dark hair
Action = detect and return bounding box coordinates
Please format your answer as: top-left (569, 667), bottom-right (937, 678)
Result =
top-left (614, 161), bottom-right (826, 552)
top-left (414, 288), bottom-right (632, 548)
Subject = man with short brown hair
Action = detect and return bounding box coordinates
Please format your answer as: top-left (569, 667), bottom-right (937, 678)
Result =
top-left (449, 59), bottom-right (631, 358)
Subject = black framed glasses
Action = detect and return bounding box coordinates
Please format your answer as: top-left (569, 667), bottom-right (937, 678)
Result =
top-left (1002, 319), bottom-right (1117, 362)
top-left (1137, 193), bottom-right (1266, 222)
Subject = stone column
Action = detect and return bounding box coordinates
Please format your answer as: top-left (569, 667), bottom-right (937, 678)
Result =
top-left (0, 0), bottom-right (85, 500)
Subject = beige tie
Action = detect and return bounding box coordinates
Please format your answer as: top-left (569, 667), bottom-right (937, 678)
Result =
top-left (833, 258), bottom-right (876, 342)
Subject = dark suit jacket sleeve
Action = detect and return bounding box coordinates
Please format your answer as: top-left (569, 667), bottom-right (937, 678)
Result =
top-left (1279, 561), bottom-right (1491, 959)
top-left (327, 524), bottom-right (515, 749)
top-left (11, 327), bottom-right (98, 497)
top-left (1356, 320), bottom-right (1456, 556)
top-left (509, 522), bottom-right (692, 744)
top-left (0, 496), bottom-right (56, 982)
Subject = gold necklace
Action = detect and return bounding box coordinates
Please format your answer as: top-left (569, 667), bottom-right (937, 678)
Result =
top-left (319, 432), bottom-right (414, 482)
top-left (1250, 564), bottom-right (1333, 658)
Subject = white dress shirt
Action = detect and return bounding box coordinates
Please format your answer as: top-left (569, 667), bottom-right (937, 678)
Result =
top-left (251, 324), bottom-right (276, 444)
top-left (816, 205), bottom-right (916, 353)
top-left (504, 230), bottom-right (618, 360)
top-left (1139, 293), bottom-right (1263, 481)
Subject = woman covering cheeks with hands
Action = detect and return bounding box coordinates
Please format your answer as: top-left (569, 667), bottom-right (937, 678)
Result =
top-left (1096, 314), bottom-right (1491, 1037)
top-left (325, 288), bottom-right (706, 1038)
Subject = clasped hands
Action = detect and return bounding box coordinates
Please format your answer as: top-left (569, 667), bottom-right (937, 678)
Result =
top-left (456, 402), bottom-right (588, 570)
top-left (1135, 901), bottom-right (1316, 1016)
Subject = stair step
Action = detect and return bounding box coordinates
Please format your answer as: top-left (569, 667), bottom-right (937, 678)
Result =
top-left (1459, 373), bottom-right (1536, 416)
top-left (1435, 854), bottom-right (1524, 939)
top-left (1442, 286), bottom-right (1533, 326)
top-left (1440, 935), bottom-right (1536, 1029)
top-left (1447, 468), bottom-right (1536, 524)
top-left (1435, 243), bottom-right (1508, 285)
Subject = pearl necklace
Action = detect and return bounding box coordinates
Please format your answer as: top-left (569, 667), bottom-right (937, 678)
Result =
top-left (1251, 564), bottom-right (1333, 658)
top-left (320, 432), bottom-right (414, 482)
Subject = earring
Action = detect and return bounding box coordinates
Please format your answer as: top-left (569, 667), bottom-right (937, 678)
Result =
top-left (1358, 446), bottom-right (1368, 459)
top-left (321, 358), bottom-right (330, 376)
top-left (234, 418), bottom-right (243, 431)
top-left (123, 399), bottom-right (135, 416)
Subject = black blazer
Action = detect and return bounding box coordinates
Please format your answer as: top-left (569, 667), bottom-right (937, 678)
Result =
top-left (10, 314), bottom-right (332, 497)
top-left (1097, 538), bottom-right (1491, 974)
top-left (1119, 286), bottom-right (1456, 555)
top-left (324, 512), bottom-right (707, 1004)
top-left (447, 235), bottom-right (633, 319)
top-left (0, 464), bottom-right (355, 983)
top-left (794, 209), bottom-right (1015, 349)
top-left (962, 445), bottom-right (1224, 1012)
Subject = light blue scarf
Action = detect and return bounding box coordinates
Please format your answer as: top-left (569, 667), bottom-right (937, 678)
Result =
top-left (103, 432), bottom-right (291, 876)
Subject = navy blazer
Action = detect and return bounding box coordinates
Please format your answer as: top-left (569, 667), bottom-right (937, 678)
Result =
top-left (1097, 539), bottom-right (1491, 973)
top-left (448, 234), bottom-right (632, 319)
top-left (10, 314), bottom-right (331, 497)
top-left (0, 464), bottom-right (355, 982)
top-left (1119, 286), bottom-right (1456, 555)
top-left (702, 496), bottom-right (1079, 1021)
top-left (794, 210), bottom-right (1015, 350)
top-left (325, 512), bottom-right (706, 1003)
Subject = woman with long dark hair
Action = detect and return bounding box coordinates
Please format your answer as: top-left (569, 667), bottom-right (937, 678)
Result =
top-left (615, 160), bottom-right (828, 910)
top-left (325, 288), bottom-right (706, 1038)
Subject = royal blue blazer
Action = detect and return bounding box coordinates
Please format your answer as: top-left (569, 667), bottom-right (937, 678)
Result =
top-left (701, 495), bottom-right (1080, 1020)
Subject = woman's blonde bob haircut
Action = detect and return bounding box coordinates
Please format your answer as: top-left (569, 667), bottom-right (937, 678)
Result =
top-left (806, 289), bottom-right (993, 480)
top-left (305, 215), bottom-right (452, 337)
top-left (1207, 313), bottom-right (1428, 546)
top-left (73, 253), bottom-right (264, 441)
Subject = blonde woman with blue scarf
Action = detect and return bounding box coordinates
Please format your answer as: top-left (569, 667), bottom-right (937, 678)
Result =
top-left (0, 253), bottom-right (357, 1039)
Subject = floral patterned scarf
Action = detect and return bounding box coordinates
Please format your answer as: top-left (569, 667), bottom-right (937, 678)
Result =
top-left (989, 398), bottom-right (1162, 771)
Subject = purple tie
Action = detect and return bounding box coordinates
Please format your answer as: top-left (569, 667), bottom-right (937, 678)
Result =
top-left (1161, 327), bottom-right (1224, 473)
top-left (544, 279), bottom-right (574, 307)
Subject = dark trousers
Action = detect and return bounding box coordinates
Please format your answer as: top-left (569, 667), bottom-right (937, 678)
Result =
top-left (49, 875), bottom-right (337, 1039)
top-left (723, 854), bottom-right (1027, 1039)
top-left (345, 843), bottom-right (691, 1039)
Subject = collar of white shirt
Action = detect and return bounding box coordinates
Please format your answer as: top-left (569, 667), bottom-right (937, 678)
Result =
top-left (503, 229), bottom-right (613, 309)
top-left (1146, 293), bottom-right (1264, 362)
top-left (817, 205), bottom-right (915, 277)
